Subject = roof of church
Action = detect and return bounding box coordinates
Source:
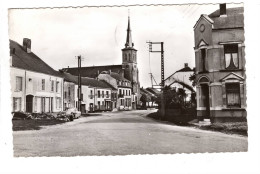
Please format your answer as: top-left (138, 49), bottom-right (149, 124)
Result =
top-left (64, 65), bottom-right (124, 79)
top-left (10, 39), bottom-right (62, 77)
top-left (125, 16), bottom-right (134, 48)
top-left (209, 7), bottom-right (244, 29)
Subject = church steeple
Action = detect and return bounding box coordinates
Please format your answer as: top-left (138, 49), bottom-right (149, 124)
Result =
top-left (125, 14), bottom-right (134, 48)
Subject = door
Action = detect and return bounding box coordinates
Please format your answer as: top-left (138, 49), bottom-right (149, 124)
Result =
top-left (81, 104), bottom-right (86, 113)
top-left (26, 95), bottom-right (33, 113)
top-left (89, 103), bottom-right (93, 112)
top-left (50, 97), bottom-right (53, 112)
top-left (201, 84), bottom-right (210, 119)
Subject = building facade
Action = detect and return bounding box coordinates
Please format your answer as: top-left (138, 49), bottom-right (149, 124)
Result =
top-left (193, 4), bottom-right (246, 122)
top-left (10, 39), bottom-right (63, 113)
top-left (98, 71), bottom-right (133, 110)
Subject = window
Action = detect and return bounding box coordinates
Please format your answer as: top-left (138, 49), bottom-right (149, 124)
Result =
top-left (226, 83), bottom-right (240, 108)
top-left (51, 80), bottom-right (54, 92)
top-left (15, 76), bottom-right (22, 91)
top-left (98, 101), bottom-right (100, 109)
top-left (64, 91), bottom-right (67, 99)
top-left (90, 90), bottom-right (93, 99)
top-left (56, 97), bottom-right (61, 109)
top-left (42, 79), bottom-right (45, 90)
top-left (56, 81), bottom-right (59, 92)
top-left (102, 91), bottom-right (104, 98)
top-left (106, 91), bottom-right (109, 98)
top-left (98, 90), bottom-right (100, 98)
top-left (201, 49), bottom-right (206, 71)
top-left (224, 44), bottom-right (239, 69)
top-left (68, 87), bottom-right (71, 97)
top-left (13, 97), bottom-right (21, 111)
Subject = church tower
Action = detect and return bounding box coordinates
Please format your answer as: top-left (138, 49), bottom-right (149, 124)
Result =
top-left (122, 15), bottom-right (140, 104)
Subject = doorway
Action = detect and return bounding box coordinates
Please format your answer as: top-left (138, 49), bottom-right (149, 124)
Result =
top-left (201, 84), bottom-right (210, 119)
top-left (26, 95), bottom-right (33, 113)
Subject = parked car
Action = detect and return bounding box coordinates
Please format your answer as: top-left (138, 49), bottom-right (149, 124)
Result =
top-left (66, 107), bottom-right (81, 119)
top-left (12, 112), bottom-right (33, 120)
top-left (57, 107), bottom-right (81, 120)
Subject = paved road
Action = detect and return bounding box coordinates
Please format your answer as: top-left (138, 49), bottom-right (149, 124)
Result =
top-left (13, 110), bottom-right (247, 157)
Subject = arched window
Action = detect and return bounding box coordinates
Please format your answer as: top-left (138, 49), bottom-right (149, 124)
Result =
top-left (128, 53), bottom-right (131, 61)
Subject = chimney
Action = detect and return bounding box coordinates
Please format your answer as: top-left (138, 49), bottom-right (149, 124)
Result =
top-left (219, 4), bottom-right (227, 17)
top-left (23, 38), bottom-right (31, 53)
top-left (184, 63), bottom-right (188, 68)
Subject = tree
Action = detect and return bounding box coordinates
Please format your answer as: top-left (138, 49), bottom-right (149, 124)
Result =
top-left (140, 93), bottom-right (147, 108)
top-left (189, 68), bottom-right (196, 87)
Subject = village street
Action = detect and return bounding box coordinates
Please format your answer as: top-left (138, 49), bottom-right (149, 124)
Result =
top-left (13, 110), bottom-right (247, 157)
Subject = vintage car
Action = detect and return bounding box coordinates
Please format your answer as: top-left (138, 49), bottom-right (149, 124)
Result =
top-left (57, 107), bottom-right (81, 120)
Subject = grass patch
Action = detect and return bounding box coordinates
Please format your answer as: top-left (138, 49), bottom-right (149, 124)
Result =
top-left (199, 122), bottom-right (248, 136)
top-left (13, 119), bottom-right (67, 131)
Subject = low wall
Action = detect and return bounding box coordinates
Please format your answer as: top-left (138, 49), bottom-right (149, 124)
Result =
top-left (163, 108), bottom-right (197, 123)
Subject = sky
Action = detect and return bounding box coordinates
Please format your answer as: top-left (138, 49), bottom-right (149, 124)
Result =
top-left (8, 3), bottom-right (243, 88)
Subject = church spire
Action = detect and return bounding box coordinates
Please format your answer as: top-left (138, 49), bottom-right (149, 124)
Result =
top-left (125, 11), bottom-right (134, 48)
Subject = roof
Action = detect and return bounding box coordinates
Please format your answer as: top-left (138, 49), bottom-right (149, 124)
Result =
top-left (110, 72), bottom-right (130, 82)
top-left (193, 14), bottom-right (214, 29)
top-left (209, 7), bottom-right (244, 29)
top-left (164, 65), bottom-right (193, 82)
top-left (176, 66), bottom-right (193, 73)
top-left (81, 77), bottom-right (114, 89)
top-left (60, 72), bottom-right (78, 83)
top-left (60, 71), bottom-right (116, 90)
top-left (140, 88), bottom-right (154, 97)
top-left (10, 40), bottom-right (61, 77)
top-left (146, 87), bottom-right (160, 95)
top-left (63, 65), bottom-right (123, 79)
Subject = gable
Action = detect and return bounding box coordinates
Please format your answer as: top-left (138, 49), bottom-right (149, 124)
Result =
top-left (194, 15), bottom-right (213, 49)
top-left (197, 39), bottom-right (208, 48)
top-left (220, 72), bottom-right (244, 82)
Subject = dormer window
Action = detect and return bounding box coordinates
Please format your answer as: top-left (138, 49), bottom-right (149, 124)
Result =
top-left (224, 44), bottom-right (239, 69)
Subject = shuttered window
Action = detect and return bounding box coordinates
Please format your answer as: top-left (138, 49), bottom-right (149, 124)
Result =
top-left (15, 76), bottom-right (22, 91)
top-left (13, 97), bottom-right (22, 111)
top-left (226, 83), bottom-right (240, 108)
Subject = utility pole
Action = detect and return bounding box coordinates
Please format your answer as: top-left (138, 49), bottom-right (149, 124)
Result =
top-left (77, 55), bottom-right (82, 112)
top-left (147, 41), bottom-right (165, 120)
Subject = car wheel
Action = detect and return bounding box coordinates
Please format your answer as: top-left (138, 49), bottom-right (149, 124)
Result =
top-left (69, 115), bottom-right (74, 121)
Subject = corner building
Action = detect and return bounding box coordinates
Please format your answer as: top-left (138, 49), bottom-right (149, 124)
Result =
top-left (193, 4), bottom-right (246, 122)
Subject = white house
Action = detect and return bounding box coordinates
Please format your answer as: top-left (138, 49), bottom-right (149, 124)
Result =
top-left (164, 63), bottom-right (195, 101)
top-left (10, 39), bottom-right (63, 113)
top-left (74, 76), bottom-right (114, 113)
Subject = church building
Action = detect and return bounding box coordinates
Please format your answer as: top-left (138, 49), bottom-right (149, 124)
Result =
top-left (63, 16), bottom-right (140, 109)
